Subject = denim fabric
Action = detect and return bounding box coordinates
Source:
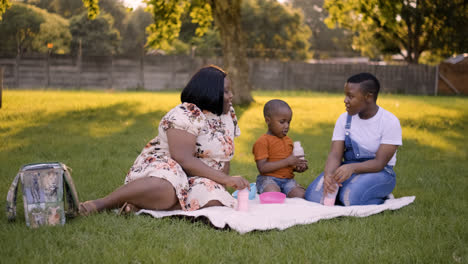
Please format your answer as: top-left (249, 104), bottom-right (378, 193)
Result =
top-left (256, 175), bottom-right (301, 196)
top-left (305, 114), bottom-right (396, 205)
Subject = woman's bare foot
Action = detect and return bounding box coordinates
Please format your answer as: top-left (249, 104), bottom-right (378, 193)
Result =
top-left (79, 201), bottom-right (98, 216)
top-left (118, 202), bottom-right (140, 215)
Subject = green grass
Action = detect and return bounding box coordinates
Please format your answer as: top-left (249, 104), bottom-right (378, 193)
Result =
top-left (1, 90), bottom-right (467, 263)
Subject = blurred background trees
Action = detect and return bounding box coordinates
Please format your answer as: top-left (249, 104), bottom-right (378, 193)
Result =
top-left (323, 0), bottom-right (468, 64)
top-left (2, 0), bottom-right (464, 63)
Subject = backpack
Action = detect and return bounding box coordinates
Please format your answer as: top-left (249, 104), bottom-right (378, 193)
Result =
top-left (6, 162), bottom-right (80, 228)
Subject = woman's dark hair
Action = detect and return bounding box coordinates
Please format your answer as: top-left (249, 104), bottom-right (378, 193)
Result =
top-left (181, 65), bottom-right (227, 116)
top-left (347, 72), bottom-right (380, 101)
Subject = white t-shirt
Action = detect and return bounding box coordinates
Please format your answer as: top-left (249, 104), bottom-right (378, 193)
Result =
top-left (332, 107), bottom-right (402, 166)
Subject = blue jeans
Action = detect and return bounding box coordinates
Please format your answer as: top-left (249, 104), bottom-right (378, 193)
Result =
top-left (304, 166), bottom-right (396, 206)
top-left (256, 175), bottom-right (302, 196)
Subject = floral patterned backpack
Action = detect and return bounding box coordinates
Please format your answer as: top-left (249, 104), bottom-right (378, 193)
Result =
top-left (6, 162), bottom-right (80, 228)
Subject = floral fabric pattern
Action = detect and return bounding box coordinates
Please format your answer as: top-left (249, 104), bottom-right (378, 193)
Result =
top-left (125, 103), bottom-right (240, 211)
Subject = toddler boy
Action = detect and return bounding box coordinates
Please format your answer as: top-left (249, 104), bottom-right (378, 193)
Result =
top-left (252, 99), bottom-right (308, 198)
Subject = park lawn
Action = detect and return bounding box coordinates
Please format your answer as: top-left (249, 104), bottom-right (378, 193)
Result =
top-left (0, 90), bottom-right (467, 263)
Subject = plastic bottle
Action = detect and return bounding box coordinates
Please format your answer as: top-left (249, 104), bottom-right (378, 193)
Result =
top-left (323, 183), bottom-right (339, 206)
top-left (236, 188), bottom-right (249, 211)
top-left (293, 141), bottom-right (305, 159)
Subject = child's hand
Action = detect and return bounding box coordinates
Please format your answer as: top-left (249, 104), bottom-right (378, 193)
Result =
top-left (294, 159), bottom-right (308, 172)
top-left (286, 154), bottom-right (303, 167)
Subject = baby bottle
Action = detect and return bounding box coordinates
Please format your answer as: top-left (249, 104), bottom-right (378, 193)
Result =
top-left (293, 141), bottom-right (305, 159)
top-left (323, 183), bottom-right (339, 206)
top-left (236, 188), bottom-right (249, 211)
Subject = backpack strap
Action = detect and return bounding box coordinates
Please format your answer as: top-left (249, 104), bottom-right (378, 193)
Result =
top-left (61, 164), bottom-right (80, 218)
top-left (6, 172), bottom-right (21, 222)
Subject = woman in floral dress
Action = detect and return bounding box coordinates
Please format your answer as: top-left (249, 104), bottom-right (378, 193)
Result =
top-left (79, 65), bottom-right (250, 214)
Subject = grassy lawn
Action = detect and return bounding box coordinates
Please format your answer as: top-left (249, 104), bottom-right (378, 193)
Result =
top-left (0, 90), bottom-right (467, 263)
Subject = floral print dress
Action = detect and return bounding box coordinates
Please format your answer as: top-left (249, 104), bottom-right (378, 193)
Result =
top-left (125, 102), bottom-right (241, 211)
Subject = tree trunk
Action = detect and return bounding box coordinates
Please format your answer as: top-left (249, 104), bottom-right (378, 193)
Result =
top-left (210, 0), bottom-right (253, 105)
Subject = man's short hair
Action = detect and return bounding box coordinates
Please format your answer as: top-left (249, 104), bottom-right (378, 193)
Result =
top-left (347, 72), bottom-right (380, 101)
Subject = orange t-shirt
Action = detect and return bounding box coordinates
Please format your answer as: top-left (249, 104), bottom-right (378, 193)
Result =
top-left (252, 134), bottom-right (294, 179)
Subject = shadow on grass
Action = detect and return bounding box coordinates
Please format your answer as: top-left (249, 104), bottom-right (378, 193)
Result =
top-left (1, 96), bottom-right (467, 231)
top-left (0, 102), bottom-right (168, 203)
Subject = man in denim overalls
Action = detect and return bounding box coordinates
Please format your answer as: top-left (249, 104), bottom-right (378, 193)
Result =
top-left (305, 73), bottom-right (402, 206)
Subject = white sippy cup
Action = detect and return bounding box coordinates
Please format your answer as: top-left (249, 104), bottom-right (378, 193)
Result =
top-left (293, 141), bottom-right (305, 159)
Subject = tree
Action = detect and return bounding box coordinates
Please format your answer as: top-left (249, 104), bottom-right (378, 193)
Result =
top-left (290, 0), bottom-right (356, 59)
top-left (120, 7), bottom-right (152, 56)
top-left (28, 5), bottom-right (72, 54)
top-left (98, 0), bottom-right (127, 34)
top-left (324, 0), bottom-right (468, 64)
top-left (179, 0), bottom-right (311, 60)
top-left (49, 0), bottom-right (85, 18)
top-left (145, 0), bottom-right (253, 104)
top-left (0, 3), bottom-right (44, 56)
top-left (69, 12), bottom-right (120, 55)
top-left (242, 0), bottom-right (311, 61)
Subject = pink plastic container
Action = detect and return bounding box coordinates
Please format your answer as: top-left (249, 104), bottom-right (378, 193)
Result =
top-left (236, 188), bottom-right (249, 211)
top-left (323, 184), bottom-right (338, 206)
top-left (259, 192), bottom-right (286, 204)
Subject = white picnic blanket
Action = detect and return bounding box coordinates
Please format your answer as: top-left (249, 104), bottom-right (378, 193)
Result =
top-left (137, 196), bottom-right (415, 234)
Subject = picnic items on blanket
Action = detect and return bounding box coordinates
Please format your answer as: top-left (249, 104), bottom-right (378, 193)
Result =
top-left (323, 183), bottom-right (339, 206)
top-left (293, 141), bottom-right (305, 159)
top-left (6, 162), bottom-right (80, 228)
top-left (236, 188), bottom-right (249, 211)
top-left (138, 195), bottom-right (416, 234)
top-left (232, 183), bottom-right (257, 200)
top-left (259, 192), bottom-right (286, 204)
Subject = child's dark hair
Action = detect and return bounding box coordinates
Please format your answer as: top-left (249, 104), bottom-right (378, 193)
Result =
top-left (347, 73), bottom-right (380, 101)
top-left (263, 99), bottom-right (291, 117)
top-left (181, 65), bottom-right (227, 116)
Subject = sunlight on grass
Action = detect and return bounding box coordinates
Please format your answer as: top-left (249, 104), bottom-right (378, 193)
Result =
top-left (1, 90), bottom-right (467, 263)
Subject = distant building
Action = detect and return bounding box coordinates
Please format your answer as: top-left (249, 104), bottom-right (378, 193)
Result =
top-left (437, 54), bottom-right (468, 95)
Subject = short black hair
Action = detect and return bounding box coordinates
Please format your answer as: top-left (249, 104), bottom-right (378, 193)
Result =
top-left (347, 72), bottom-right (380, 101)
top-left (181, 65), bottom-right (227, 116)
top-left (263, 99), bottom-right (291, 117)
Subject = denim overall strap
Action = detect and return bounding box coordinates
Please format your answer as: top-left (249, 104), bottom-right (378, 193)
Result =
top-left (343, 114), bottom-right (375, 162)
top-left (343, 114), bottom-right (355, 161)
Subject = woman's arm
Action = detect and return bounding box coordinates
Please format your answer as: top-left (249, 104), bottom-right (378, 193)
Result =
top-left (323, 141), bottom-right (345, 193)
top-left (333, 144), bottom-right (398, 184)
top-left (223, 161), bottom-right (230, 175)
top-left (167, 128), bottom-right (249, 190)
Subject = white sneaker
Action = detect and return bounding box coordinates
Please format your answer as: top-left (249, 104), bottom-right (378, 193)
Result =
top-left (386, 193), bottom-right (395, 199)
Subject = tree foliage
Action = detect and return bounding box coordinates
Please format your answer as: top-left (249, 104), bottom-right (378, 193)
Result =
top-left (120, 7), bottom-right (152, 56)
top-left (178, 0), bottom-right (312, 60)
top-left (69, 12), bottom-right (120, 55)
top-left (0, 3), bottom-right (44, 55)
top-left (242, 0), bottom-right (311, 61)
top-left (143, 0), bottom-right (253, 104)
top-left (0, 0), bottom-right (11, 20)
top-left (291, 0), bottom-right (356, 59)
top-left (29, 4), bottom-right (71, 54)
top-left (324, 0), bottom-right (468, 64)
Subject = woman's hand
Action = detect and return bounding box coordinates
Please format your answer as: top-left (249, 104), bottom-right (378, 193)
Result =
top-left (323, 173), bottom-right (338, 194)
top-left (332, 164), bottom-right (356, 184)
top-left (224, 175), bottom-right (250, 190)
